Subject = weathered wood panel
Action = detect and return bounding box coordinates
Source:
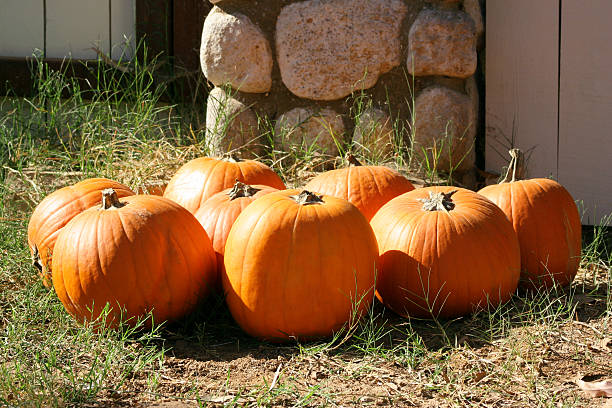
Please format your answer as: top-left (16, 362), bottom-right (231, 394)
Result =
top-left (0, 0), bottom-right (44, 57)
top-left (111, 0), bottom-right (136, 60)
top-left (559, 0), bottom-right (612, 224)
top-left (485, 0), bottom-right (559, 179)
top-left (135, 0), bottom-right (173, 63)
top-left (46, 0), bottom-right (110, 59)
top-left (173, 0), bottom-right (211, 71)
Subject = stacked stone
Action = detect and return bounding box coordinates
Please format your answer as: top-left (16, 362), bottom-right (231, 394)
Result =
top-left (200, 0), bottom-right (483, 174)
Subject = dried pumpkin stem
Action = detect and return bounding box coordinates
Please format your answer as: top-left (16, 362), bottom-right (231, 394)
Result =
top-left (32, 245), bottom-right (43, 272)
top-left (228, 180), bottom-right (261, 200)
top-left (501, 148), bottom-right (525, 183)
top-left (223, 153), bottom-right (243, 163)
top-left (418, 190), bottom-right (457, 212)
top-left (100, 188), bottom-right (125, 210)
top-left (291, 190), bottom-right (324, 206)
top-left (346, 153), bottom-right (363, 167)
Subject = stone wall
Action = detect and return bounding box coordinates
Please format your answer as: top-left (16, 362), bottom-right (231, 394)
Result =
top-left (200, 0), bottom-right (483, 174)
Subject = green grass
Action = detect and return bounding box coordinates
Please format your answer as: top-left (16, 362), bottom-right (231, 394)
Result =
top-left (0, 55), bottom-right (610, 407)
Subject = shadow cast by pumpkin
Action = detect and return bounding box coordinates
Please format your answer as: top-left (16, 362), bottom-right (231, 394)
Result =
top-left (374, 260), bottom-right (610, 353)
top-left (160, 291), bottom-right (298, 363)
top-left (136, 229), bottom-right (611, 363)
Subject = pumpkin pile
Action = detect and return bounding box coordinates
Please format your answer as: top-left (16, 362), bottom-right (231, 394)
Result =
top-left (28, 149), bottom-right (582, 340)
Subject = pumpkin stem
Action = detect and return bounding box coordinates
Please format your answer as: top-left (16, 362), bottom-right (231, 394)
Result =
top-left (501, 148), bottom-right (525, 183)
top-left (100, 188), bottom-right (125, 210)
top-left (223, 153), bottom-right (243, 163)
top-left (418, 190), bottom-right (457, 212)
top-left (291, 190), bottom-right (324, 206)
top-left (346, 153), bottom-right (363, 167)
top-left (228, 179), bottom-right (261, 200)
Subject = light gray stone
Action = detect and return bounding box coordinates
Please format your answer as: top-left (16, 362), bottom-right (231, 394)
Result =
top-left (407, 9), bottom-right (477, 78)
top-left (276, 0), bottom-right (407, 101)
top-left (352, 108), bottom-right (396, 160)
top-left (200, 7), bottom-right (273, 93)
top-left (274, 107), bottom-right (346, 156)
top-left (206, 87), bottom-right (265, 158)
top-left (412, 86), bottom-right (475, 172)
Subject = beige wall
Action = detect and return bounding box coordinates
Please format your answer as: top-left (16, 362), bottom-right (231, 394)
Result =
top-left (0, 0), bottom-right (135, 60)
top-left (486, 0), bottom-right (612, 224)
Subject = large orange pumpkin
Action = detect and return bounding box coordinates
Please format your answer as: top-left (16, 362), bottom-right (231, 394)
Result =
top-left (194, 180), bottom-right (278, 282)
top-left (223, 190), bottom-right (378, 341)
top-left (52, 189), bottom-right (217, 327)
top-left (27, 178), bottom-right (134, 286)
top-left (163, 156), bottom-right (285, 214)
top-left (304, 154), bottom-right (415, 220)
top-left (478, 149), bottom-right (582, 290)
top-left (370, 187), bottom-right (520, 318)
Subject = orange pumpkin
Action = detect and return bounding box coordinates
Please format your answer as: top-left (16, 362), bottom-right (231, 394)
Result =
top-left (27, 178), bottom-right (134, 286)
top-left (304, 154), bottom-right (415, 220)
top-left (163, 156), bottom-right (285, 214)
top-left (223, 190), bottom-right (378, 341)
top-left (194, 181), bottom-right (278, 282)
top-left (52, 189), bottom-right (217, 327)
top-left (478, 149), bottom-right (582, 290)
top-left (370, 187), bottom-right (520, 318)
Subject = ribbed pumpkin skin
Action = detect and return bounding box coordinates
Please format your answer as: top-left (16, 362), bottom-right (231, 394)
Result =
top-left (194, 184), bottom-right (278, 281)
top-left (51, 195), bottom-right (217, 327)
top-left (27, 178), bottom-right (134, 286)
top-left (163, 157), bottom-right (285, 214)
top-left (304, 166), bottom-right (415, 221)
top-left (479, 178), bottom-right (581, 290)
top-left (370, 187), bottom-right (520, 319)
top-left (223, 190), bottom-right (379, 341)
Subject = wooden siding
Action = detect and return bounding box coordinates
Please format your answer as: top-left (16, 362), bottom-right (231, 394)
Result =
top-left (486, 0), bottom-right (612, 224)
top-left (0, 0), bottom-right (44, 57)
top-left (0, 0), bottom-right (135, 60)
top-left (558, 0), bottom-right (612, 224)
top-left (485, 0), bottom-right (560, 180)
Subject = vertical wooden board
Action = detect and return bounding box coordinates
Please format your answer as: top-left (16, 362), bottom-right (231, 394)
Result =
top-left (173, 0), bottom-right (212, 71)
top-left (111, 0), bottom-right (136, 60)
top-left (0, 0), bottom-right (44, 57)
top-left (46, 0), bottom-right (110, 59)
top-left (485, 0), bottom-right (559, 179)
top-left (559, 0), bottom-right (612, 224)
top-left (135, 0), bottom-right (172, 63)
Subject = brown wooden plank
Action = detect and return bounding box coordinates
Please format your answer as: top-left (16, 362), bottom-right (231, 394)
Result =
top-left (173, 0), bottom-right (211, 71)
top-left (558, 0), bottom-right (612, 224)
top-left (0, 58), bottom-right (37, 96)
top-left (0, 58), bottom-right (111, 98)
top-left (135, 0), bottom-right (173, 62)
top-left (171, 0), bottom-right (212, 102)
top-left (485, 0), bottom-right (560, 180)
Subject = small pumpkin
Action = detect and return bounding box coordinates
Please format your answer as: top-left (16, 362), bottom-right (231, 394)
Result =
top-left (370, 187), bottom-right (520, 318)
top-left (223, 189), bottom-right (378, 341)
top-left (194, 180), bottom-right (278, 282)
top-left (52, 189), bottom-right (217, 327)
top-left (163, 156), bottom-right (285, 214)
top-left (304, 154), bottom-right (415, 221)
top-left (27, 178), bottom-right (134, 286)
top-left (478, 149), bottom-right (582, 290)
